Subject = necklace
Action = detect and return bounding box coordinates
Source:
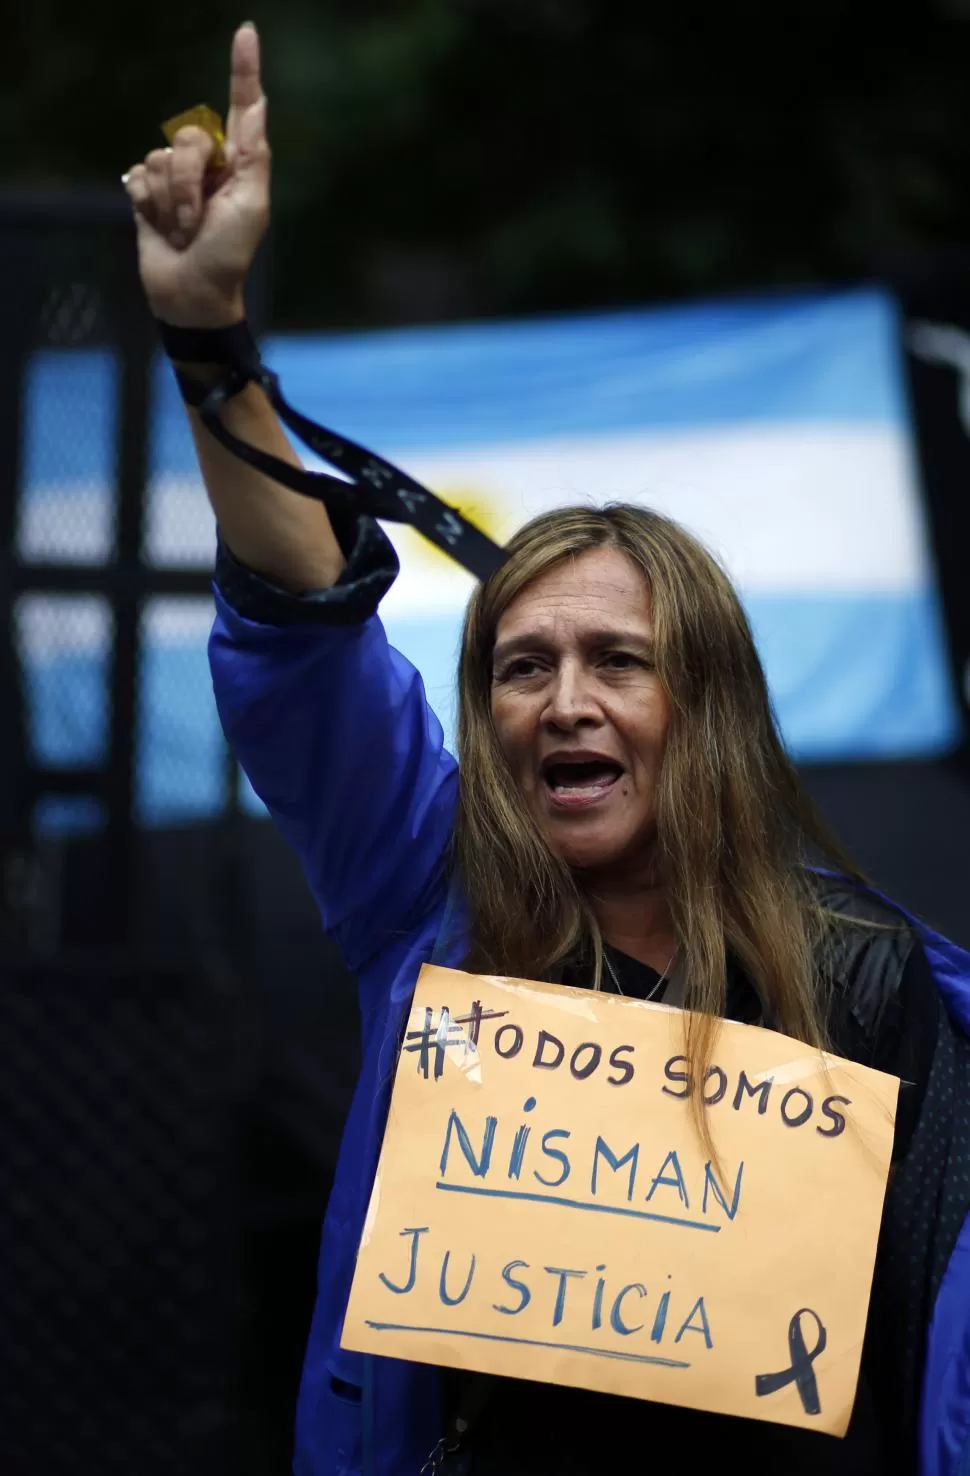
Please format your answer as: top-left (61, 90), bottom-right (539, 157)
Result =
top-left (603, 948), bottom-right (674, 1002)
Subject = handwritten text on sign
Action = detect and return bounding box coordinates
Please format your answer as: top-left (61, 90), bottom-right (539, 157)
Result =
top-left (342, 965), bottom-right (898, 1435)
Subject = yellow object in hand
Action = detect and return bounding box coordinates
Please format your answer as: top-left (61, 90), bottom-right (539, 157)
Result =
top-left (160, 104), bottom-right (227, 171)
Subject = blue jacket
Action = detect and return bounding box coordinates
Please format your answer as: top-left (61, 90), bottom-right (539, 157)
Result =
top-left (209, 588), bottom-right (970, 1476)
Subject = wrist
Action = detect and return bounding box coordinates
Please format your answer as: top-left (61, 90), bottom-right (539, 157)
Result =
top-left (148, 293), bottom-right (246, 330)
top-left (171, 361), bottom-right (235, 385)
top-left (156, 318), bottom-right (262, 411)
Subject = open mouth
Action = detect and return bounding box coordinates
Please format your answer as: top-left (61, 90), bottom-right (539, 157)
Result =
top-left (542, 759), bottom-right (624, 796)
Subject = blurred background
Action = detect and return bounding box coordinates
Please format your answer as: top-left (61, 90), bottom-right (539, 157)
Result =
top-left (4, 2), bottom-right (970, 1472)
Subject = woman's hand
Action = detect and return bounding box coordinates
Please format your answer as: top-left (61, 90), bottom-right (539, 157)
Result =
top-left (123, 22), bottom-right (270, 329)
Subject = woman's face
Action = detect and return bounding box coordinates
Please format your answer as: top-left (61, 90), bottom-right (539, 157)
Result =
top-left (490, 545), bottom-right (670, 876)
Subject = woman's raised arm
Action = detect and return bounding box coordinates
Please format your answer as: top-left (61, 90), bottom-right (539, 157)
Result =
top-left (123, 22), bottom-right (342, 594)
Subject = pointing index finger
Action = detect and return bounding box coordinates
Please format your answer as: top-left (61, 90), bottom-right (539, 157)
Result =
top-left (226, 22), bottom-right (263, 150)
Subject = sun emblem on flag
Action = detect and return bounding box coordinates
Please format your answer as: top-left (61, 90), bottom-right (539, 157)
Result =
top-left (397, 486), bottom-right (508, 570)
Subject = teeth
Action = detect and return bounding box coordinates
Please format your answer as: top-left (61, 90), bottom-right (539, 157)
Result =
top-left (547, 766), bottom-right (620, 792)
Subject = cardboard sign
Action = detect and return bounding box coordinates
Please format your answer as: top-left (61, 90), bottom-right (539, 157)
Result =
top-left (342, 965), bottom-right (898, 1436)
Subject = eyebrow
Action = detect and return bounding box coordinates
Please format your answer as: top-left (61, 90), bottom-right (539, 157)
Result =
top-left (492, 629), bottom-right (656, 665)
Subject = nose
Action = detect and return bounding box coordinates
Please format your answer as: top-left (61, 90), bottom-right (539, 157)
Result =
top-left (543, 658), bottom-right (601, 731)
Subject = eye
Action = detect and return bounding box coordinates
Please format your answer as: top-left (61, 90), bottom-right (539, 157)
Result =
top-left (495, 656), bottom-right (546, 682)
top-left (600, 650), bottom-right (645, 670)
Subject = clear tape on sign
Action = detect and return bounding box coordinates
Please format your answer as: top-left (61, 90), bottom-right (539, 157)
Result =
top-left (751, 1053), bottom-right (841, 1087)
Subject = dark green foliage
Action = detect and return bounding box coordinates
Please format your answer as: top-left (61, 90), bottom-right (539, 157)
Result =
top-left (6, 0), bottom-right (970, 328)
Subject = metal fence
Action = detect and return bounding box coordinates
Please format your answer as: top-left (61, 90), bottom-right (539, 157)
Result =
top-left (0, 189), bottom-right (266, 1476)
top-left (0, 950), bottom-right (241, 1476)
top-left (0, 188), bottom-right (234, 952)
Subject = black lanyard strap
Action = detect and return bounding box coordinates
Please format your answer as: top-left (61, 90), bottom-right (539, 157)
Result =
top-left (188, 358), bottom-right (509, 583)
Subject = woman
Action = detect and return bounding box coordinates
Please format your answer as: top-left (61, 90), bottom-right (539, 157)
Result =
top-left (124, 23), bottom-right (970, 1476)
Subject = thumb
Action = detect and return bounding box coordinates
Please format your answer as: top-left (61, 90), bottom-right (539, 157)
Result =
top-left (234, 96), bottom-right (269, 176)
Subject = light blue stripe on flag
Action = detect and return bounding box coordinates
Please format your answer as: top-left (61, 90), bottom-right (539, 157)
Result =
top-left (260, 288), bottom-right (910, 451)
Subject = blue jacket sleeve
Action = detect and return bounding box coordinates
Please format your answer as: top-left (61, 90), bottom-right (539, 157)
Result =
top-left (209, 585), bottom-right (458, 974)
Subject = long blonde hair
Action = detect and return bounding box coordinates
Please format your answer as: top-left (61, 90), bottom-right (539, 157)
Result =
top-left (455, 503), bottom-right (864, 1146)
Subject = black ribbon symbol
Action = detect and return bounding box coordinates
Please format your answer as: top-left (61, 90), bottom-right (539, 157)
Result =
top-left (755, 1308), bottom-right (827, 1416)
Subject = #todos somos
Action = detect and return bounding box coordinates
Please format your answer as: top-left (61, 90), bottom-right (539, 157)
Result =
top-left (406, 998), bottom-right (853, 1139)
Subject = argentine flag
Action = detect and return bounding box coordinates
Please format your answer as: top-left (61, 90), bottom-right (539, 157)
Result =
top-left (17, 286), bottom-right (960, 826)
